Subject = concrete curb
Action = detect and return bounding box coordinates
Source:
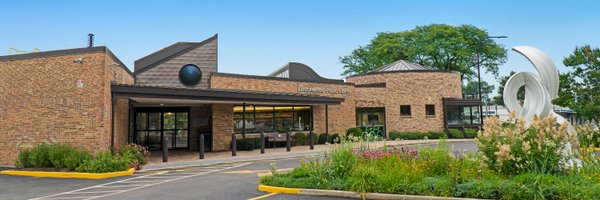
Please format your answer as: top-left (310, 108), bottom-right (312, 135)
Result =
top-left (0, 168), bottom-right (135, 179)
top-left (258, 184), bottom-right (486, 200)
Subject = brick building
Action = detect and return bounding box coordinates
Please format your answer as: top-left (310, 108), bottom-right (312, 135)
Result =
top-left (0, 35), bottom-right (481, 165)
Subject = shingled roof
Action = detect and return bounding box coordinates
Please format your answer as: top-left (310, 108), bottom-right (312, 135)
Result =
top-left (134, 34), bottom-right (217, 74)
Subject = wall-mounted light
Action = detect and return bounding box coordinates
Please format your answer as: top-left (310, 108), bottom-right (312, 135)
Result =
top-left (73, 58), bottom-right (84, 63)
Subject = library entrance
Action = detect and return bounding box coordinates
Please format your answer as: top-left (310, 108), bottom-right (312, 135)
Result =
top-left (134, 107), bottom-right (190, 150)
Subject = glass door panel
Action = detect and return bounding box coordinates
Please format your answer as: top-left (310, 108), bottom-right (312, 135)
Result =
top-left (163, 131), bottom-right (175, 148)
top-left (147, 131), bottom-right (161, 150)
top-left (135, 109), bottom-right (189, 150)
top-left (176, 130), bottom-right (188, 148)
top-left (177, 113), bottom-right (188, 129)
top-left (163, 112), bottom-right (176, 130)
top-left (148, 113), bottom-right (161, 130)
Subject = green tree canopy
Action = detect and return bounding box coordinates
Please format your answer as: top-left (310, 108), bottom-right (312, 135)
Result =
top-left (554, 45), bottom-right (600, 121)
top-left (463, 80), bottom-right (495, 100)
top-left (340, 24), bottom-right (508, 80)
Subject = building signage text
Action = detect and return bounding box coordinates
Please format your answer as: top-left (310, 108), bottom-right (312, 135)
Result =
top-left (298, 87), bottom-right (350, 94)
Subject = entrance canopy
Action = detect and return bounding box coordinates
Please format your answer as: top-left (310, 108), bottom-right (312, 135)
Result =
top-left (111, 84), bottom-right (344, 105)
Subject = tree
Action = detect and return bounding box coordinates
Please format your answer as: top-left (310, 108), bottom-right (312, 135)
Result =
top-left (463, 80), bottom-right (495, 99)
top-left (340, 24), bottom-right (508, 81)
top-left (493, 71), bottom-right (525, 105)
top-left (554, 45), bottom-right (600, 121)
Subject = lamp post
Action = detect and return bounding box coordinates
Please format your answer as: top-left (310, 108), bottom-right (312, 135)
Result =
top-left (477, 35), bottom-right (507, 126)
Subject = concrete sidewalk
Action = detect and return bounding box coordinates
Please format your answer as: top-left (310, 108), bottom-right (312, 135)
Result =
top-left (141, 139), bottom-right (474, 172)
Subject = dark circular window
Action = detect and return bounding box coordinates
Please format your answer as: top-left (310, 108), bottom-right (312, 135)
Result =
top-left (178, 64), bottom-right (202, 86)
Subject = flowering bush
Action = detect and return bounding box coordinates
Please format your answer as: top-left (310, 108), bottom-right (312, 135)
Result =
top-left (354, 147), bottom-right (418, 160)
top-left (577, 122), bottom-right (600, 148)
top-left (476, 113), bottom-right (578, 175)
top-left (116, 143), bottom-right (150, 170)
top-left (262, 125), bottom-right (600, 199)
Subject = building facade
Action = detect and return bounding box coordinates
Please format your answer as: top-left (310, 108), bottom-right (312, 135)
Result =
top-left (0, 35), bottom-right (480, 165)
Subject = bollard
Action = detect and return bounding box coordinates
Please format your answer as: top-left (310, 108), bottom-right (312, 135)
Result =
top-left (231, 133), bottom-right (237, 156)
top-left (309, 130), bottom-right (314, 150)
top-left (286, 131), bottom-right (291, 152)
top-left (260, 131), bottom-right (265, 154)
top-left (162, 135), bottom-right (168, 162)
top-left (199, 133), bottom-right (205, 159)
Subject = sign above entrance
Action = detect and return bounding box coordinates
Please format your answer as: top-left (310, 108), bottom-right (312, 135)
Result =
top-left (298, 87), bottom-right (350, 94)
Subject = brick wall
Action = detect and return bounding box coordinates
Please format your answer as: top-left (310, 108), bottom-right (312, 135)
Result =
top-left (210, 75), bottom-right (356, 136)
top-left (211, 104), bottom-right (233, 151)
top-left (0, 50), bottom-right (133, 165)
top-left (347, 71), bottom-right (462, 134)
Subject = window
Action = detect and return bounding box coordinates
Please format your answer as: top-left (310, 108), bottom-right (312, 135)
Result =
top-left (233, 105), bottom-right (312, 133)
top-left (178, 64), bottom-right (202, 85)
top-left (400, 105), bottom-right (411, 116)
top-left (425, 105), bottom-right (435, 116)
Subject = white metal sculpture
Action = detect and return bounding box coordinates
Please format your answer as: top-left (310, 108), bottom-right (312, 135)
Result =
top-left (503, 46), bottom-right (558, 121)
top-left (503, 46), bottom-right (578, 166)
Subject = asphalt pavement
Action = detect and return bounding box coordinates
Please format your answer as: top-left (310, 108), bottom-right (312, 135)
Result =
top-left (0, 141), bottom-right (477, 200)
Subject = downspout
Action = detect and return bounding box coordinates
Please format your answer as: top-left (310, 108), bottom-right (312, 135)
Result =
top-left (111, 91), bottom-right (115, 153)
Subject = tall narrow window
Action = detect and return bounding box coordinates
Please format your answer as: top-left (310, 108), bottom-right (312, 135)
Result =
top-left (425, 104), bottom-right (435, 116)
top-left (400, 105), bottom-right (411, 116)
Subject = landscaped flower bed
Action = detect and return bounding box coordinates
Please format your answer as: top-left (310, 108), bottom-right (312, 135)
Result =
top-left (14, 143), bottom-right (149, 173)
top-left (261, 115), bottom-right (600, 199)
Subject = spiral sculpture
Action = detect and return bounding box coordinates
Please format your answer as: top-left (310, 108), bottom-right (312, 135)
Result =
top-left (503, 46), bottom-right (571, 126)
top-left (503, 46), bottom-right (578, 166)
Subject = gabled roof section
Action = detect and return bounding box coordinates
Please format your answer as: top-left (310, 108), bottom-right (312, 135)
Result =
top-left (0, 46), bottom-right (134, 77)
top-left (373, 60), bottom-right (432, 72)
top-left (267, 62), bottom-right (344, 84)
top-left (134, 34), bottom-right (217, 74)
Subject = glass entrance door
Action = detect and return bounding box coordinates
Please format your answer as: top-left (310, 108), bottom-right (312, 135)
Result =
top-left (135, 108), bottom-right (189, 150)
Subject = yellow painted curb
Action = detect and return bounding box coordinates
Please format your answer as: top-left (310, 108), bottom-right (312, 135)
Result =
top-left (0, 168), bottom-right (135, 179)
top-left (258, 184), bottom-right (301, 194)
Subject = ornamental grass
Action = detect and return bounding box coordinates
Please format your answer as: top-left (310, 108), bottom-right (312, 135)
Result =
top-left (262, 116), bottom-right (600, 199)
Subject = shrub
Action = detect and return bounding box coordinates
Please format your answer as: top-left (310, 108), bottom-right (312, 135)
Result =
top-left (76, 151), bottom-right (130, 173)
top-left (27, 143), bottom-right (52, 168)
top-left (578, 123), bottom-right (600, 148)
top-left (448, 129), bottom-right (464, 139)
top-left (17, 143), bottom-right (91, 170)
top-left (346, 127), bottom-right (363, 137)
top-left (463, 128), bottom-right (478, 138)
top-left (476, 115), bottom-right (577, 175)
top-left (349, 165), bottom-right (377, 198)
top-left (329, 133), bottom-right (340, 144)
top-left (389, 131), bottom-right (419, 140)
top-left (292, 132), bottom-right (307, 146)
top-left (15, 150), bottom-right (32, 168)
top-left (317, 133), bottom-right (328, 144)
top-left (236, 138), bottom-right (257, 151)
top-left (48, 144), bottom-right (72, 169)
top-left (63, 150), bottom-right (91, 170)
top-left (116, 144), bottom-right (149, 169)
top-left (428, 131), bottom-right (447, 139)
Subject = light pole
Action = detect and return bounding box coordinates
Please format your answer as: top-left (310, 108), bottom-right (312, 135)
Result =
top-left (477, 35), bottom-right (507, 126)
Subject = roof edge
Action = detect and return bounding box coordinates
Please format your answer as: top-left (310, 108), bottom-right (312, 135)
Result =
top-left (346, 69), bottom-right (461, 79)
top-left (212, 72), bottom-right (354, 86)
top-left (0, 46), bottom-right (134, 78)
top-left (0, 46), bottom-right (106, 62)
top-left (133, 34), bottom-right (218, 75)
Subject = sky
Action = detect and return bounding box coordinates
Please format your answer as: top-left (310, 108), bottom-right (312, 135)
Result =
top-left (2, 0), bottom-right (599, 97)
